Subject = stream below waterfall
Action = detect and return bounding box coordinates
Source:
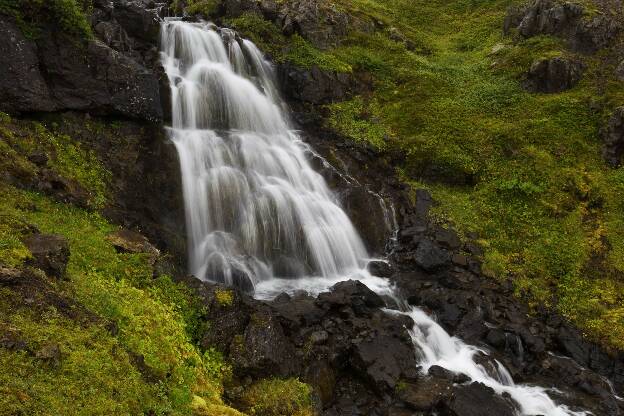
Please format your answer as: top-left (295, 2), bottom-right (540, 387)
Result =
top-left (160, 19), bottom-right (589, 416)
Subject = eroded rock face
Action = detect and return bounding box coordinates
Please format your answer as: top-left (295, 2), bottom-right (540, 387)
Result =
top-left (0, 0), bottom-right (165, 122)
top-left (602, 106), bottom-right (624, 167)
top-left (523, 56), bottom-right (584, 93)
top-left (23, 234), bottom-right (70, 279)
top-left (504, 0), bottom-right (621, 54)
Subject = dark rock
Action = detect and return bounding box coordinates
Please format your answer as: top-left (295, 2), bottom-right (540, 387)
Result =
top-left (616, 60), bottom-right (624, 81)
top-left (523, 57), bottom-right (584, 93)
top-left (35, 343), bottom-right (63, 367)
top-left (504, 0), bottom-right (621, 54)
top-left (111, 0), bottom-right (162, 44)
top-left (105, 229), bottom-right (160, 257)
top-left (229, 310), bottom-right (299, 378)
top-left (0, 15), bottom-right (163, 122)
top-left (399, 377), bottom-right (453, 411)
top-left (23, 234), bottom-right (70, 279)
top-left (318, 280), bottom-right (386, 310)
top-left (443, 382), bottom-right (516, 416)
top-left (278, 63), bottom-right (359, 104)
top-left (434, 227), bottom-right (461, 250)
top-left (303, 360), bottom-right (336, 404)
top-left (341, 186), bottom-right (393, 255)
top-left (414, 239), bottom-right (451, 271)
top-left (28, 151), bottom-right (49, 167)
top-left (37, 169), bottom-right (91, 208)
top-left (367, 260), bottom-right (393, 278)
top-left (602, 106), bottom-right (624, 167)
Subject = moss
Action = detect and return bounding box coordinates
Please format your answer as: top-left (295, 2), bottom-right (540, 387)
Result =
top-left (326, 96), bottom-right (391, 150)
top-left (239, 378), bottom-right (314, 416)
top-left (0, 183), bottom-right (238, 414)
top-left (0, 117), bottom-right (110, 209)
top-left (176, 0), bottom-right (221, 17)
top-left (318, 0), bottom-right (624, 350)
top-left (1, 0), bottom-right (93, 39)
top-left (215, 288), bottom-right (234, 307)
top-left (224, 12), bottom-right (351, 73)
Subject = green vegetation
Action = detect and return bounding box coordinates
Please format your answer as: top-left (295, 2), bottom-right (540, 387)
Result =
top-left (0, 0), bottom-right (93, 39)
top-left (215, 288), bottom-right (234, 307)
top-left (0, 111), bottom-right (242, 414)
top-left (174, 0), bottom-right (221, 17)
top-left (224, 12), bottom-right (351, 72)
top-left (238, 378), bottom-right (314, 416)
top-left (305, 0), bottom-right (624, 349)
top-left (0, 114), bottom-right (109, 208)
top-left (0, 183), bottom-right (238, 414)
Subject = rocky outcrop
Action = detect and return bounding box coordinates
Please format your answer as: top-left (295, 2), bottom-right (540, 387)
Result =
top-left (23, 234), bottom-right (70, 279)
top-left (523, 56), bottom-right (584, 93)
top-left (504, 0), bottom-right (621, 54)
top-left (221, 0), bottom-right (372, 49)
top-left (278, 63), bottom-right (363, 105)
top-left (0, 0), bottom-right (167, 122)
top-left (387, 188), bottom-right (624, 415)
top-left (180, 276), bottom-right (424, 414)
top-left (602, 106), bottom-right (624, 167)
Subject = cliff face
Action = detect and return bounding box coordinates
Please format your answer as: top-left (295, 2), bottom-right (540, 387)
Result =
top-left (1, 0), bottom-right (624, 415)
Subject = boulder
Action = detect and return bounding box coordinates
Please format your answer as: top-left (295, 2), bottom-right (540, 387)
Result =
top-left (367, 260), bottom-right (393, 278)
top-left (443, 382), bottom-right (516, 416)
top-left (602, 106), bottom-right (624, 167)
top-left (106, 229), bottom-right (160, 256)
top-left (23, 234), bottom-right (70, 279)
top-left (414, 239), bottom-right (451, 271)
top-left (229, 310), bottom-right (299, 378)
top-left (317, 280), bottom-right (386, 311)
top-left (278, 63), bottom-right (356, 104)
top-left (504, 0), bottom-right (621, 54)
top-left (523, 57), bottom-right (584, 93)
top-left (399, 377), bottom-right (453, 411)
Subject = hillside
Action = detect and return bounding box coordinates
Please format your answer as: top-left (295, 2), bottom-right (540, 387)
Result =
top-left (0, 0), bottom-right (623, 415)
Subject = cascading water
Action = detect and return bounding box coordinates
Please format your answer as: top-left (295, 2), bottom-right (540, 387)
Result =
top-left (160, 19), bottom-right (589, 416)
top-left (161, 20), bottom-right (368, 292)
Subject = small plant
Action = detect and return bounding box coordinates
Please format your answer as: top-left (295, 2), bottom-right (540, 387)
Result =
top-left (215, 289), bottom-right (234, 307)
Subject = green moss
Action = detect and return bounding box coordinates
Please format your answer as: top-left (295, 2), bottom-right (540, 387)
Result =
top-left (0, 184), bottom-right (238, 414)
top-left (224, 12), bottom-right (351, 72)
top-left (1, 0), bottom-right (93, 39)
top-left (239, 378), bottom-right (314, 416)
top-left (0, 118), bottom-right (110, 209)
top-left (215, 288), bottom-right (234, 307)
top-left (176, 0), bottom-right (220, 17)
top-left (327, 96), bottom-right (391, 150)
top-left (319, 0), bottom-right (624, 350)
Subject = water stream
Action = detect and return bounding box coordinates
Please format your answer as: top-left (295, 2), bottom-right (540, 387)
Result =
top-left (160, 19), bottom-right (589, 416)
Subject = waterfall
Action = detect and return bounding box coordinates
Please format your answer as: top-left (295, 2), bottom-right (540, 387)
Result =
top-left (161, 20), bottom-right (368, 292)
top-left (160, 19), bottom-right (589, 416)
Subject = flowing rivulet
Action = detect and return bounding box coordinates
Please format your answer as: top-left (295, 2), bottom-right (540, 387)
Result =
top-left (161, 19), bottom-right (589, 416)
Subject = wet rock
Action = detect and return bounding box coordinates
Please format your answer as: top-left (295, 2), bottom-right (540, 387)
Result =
top-left (23, 234), bottom-right (70, 279)
top-left (317, 280), bottom-right (386, 311)
top-left (443, 382), bottom-right (516, 416)
top-left (602, 106), bottom-right (624, 167)
top-left (414, 239), bottom-right (451, 271)
top-left (523, 57), bottom-right (584, 93)
top-left (341, 186), bottom-right (393, 255)
top-left (367, 260), bottom-right (393, 278)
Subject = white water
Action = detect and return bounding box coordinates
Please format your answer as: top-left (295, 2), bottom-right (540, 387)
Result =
top-left (160, 19), bottom-right (589, 416)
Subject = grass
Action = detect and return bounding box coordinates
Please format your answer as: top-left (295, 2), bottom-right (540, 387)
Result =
top-left (238, 378), bottom-right (314, 416)
top-left (0, 183), bottom-right (237, 414)
top-left (306, 0), bottom-right (624, 349)
top-left (0, 0), bottom-right (93, 39)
